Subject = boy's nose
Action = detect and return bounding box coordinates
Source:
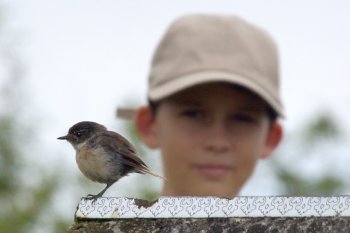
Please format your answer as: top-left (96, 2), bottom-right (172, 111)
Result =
top-left (204, 120), bottom-right (231, 154)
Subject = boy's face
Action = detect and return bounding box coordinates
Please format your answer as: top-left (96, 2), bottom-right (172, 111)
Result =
top-left (138, 83), bottom-right (282, 197)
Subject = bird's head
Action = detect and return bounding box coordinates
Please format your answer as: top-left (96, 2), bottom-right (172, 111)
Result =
top-left (58, 121), bottom-right (107, 149)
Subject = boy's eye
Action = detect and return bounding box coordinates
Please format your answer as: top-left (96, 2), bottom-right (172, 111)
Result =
top-left (231, 113), bottom-right (255, 123)
top-left (181, 109), bottom-right (203, 118)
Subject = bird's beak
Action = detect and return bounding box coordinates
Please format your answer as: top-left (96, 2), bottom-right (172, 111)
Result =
top-left (57, 135), bottom-right (69, 140)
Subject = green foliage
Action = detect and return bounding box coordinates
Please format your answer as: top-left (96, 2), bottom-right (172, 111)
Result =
top-left (271, 111), bottom-right (347, 195)
top-left (274, 165), bottom-right (344, 196)
top-left (0, 7), bottom-right (71, 232)
top-left (0, 116), bottom-right (19, 195)
top-left (302, 112), bottom-right (342, 145)
top-left (0, 78), bottom-right (72, 233)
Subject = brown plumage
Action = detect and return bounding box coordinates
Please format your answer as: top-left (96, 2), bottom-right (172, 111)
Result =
top-left (58, 121), bottom-right (164, 200)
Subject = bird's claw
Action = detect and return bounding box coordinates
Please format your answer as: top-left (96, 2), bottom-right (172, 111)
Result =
top-left (86, 194), bottom-right (95, 198)
top-left (84, 194), bottom-right (99, 204)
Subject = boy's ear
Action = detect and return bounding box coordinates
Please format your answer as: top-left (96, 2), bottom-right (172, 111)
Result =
top-left (261, 122), bottom-right (283, 159)
top-left (135, 106), bottom-right (159, 149)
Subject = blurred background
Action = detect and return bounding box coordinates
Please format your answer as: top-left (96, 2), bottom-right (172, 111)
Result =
top-left (1, 0), bottom-right (350, 232)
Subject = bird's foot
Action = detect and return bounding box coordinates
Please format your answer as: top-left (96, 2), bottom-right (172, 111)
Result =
top-left (84, 194), bottom-right (101, 204)
top-left (84, 184), bottom-right (110, 204)
top-left (86, 194), bottom-right (97, 199)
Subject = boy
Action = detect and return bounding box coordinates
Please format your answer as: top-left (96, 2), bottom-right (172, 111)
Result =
top-left (119, 14), bottom-right (283, 198)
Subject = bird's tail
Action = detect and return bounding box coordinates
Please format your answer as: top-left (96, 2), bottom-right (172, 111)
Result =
top-left (139, 168), bottom-right (167, 181)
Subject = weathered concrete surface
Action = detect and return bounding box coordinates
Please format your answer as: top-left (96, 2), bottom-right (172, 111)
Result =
top-left (67, 217), bottom-right (350, 233)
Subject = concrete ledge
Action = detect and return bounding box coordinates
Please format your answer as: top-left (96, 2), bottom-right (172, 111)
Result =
top-left (68, 196), bottom-right (350, 232)
top-left (75, 196), bottom-right (350, 218)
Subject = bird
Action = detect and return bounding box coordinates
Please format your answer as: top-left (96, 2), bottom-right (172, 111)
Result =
top-left (58, 121), bottom-right (164, 201)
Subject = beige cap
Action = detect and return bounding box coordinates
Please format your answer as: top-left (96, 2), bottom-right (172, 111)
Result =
top-left (118, 14), bottom-right (283, 119)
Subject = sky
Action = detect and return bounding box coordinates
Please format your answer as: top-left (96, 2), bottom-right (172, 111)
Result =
top-left (1, 0), bottom-right (350, 196)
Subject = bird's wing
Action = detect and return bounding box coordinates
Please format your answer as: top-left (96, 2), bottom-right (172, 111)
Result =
top-left (99, 131), bottom-right (148, 168)
top-left (98, 131), bottom-right (165, 180)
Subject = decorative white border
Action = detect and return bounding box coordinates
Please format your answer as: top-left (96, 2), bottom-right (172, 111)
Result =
top-left (75, 196), bottom-right (350, 219)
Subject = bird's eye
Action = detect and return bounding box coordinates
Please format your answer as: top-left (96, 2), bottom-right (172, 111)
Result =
top-left (75, 131), bottom-right (82, 137)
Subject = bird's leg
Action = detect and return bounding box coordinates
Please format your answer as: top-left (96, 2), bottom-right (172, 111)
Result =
top-left (85, 183), bottom-right (113, 202)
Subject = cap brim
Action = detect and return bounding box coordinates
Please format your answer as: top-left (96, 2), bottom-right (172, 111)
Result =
top-left (149, 71), bottom-right (284, 117)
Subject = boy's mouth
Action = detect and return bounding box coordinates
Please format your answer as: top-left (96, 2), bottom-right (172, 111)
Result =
top-left (193, 164), bottom-right (233, 180)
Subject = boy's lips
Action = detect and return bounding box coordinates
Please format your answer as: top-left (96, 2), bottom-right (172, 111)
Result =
top-left (193, 164), bottom-right (233, 180)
